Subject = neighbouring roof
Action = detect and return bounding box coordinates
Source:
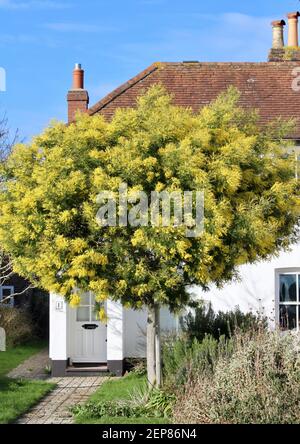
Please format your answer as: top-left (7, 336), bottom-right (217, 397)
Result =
top-left (88, 61), bottom-right (300, 139)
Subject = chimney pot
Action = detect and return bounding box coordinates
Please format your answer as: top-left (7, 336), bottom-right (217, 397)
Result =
top-left (287, 12), bottom-right (300, 20)
top-left (73, 63), bottom-right (84, 90)
top-left (271, 20), bottom-right (286, 49)
top-left (287, 11), bottom-right (300, 47)
top-left (67, 63), bottom-right (89, 123)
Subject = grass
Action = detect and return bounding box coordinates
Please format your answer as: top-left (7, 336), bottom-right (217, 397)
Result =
top-left (75, 372), bottom-right (170, 424)
top-left (0, 341), bottom-right (55, 424)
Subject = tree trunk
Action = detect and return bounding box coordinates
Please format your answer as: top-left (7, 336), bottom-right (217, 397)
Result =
top-left (147, 306), bottom-right (156, 387)
top-left (155, 304), bottom-right (162, 387)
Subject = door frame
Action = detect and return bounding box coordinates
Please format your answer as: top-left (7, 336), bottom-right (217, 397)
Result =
top-left (68, 292), bottom-right (107, 364)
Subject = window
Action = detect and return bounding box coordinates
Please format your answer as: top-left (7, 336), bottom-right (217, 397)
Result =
top-left (76, 292), bottom-right (97, 322)
top-left (0, 286), bottom-right (14, 307)
top-left (278, 273), bottom-right (300, 331)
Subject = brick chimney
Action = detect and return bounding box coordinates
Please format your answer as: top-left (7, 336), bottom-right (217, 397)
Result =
top-left (67, 63), bottom-right (89, 123)
top-left (268, 12), bottom-right (300, 61)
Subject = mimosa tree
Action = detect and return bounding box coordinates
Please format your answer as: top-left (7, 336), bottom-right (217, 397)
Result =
top-left (0, 86), bottom-right (299, 385)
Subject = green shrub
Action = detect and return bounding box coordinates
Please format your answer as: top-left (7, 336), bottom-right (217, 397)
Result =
top-left (163, 334), bottom-right (232, 389)
top-left (181, 302), bottom-right (267, 342)
top-left (0, 306), bottom-right (34, 346)
top-left (173, 330), bottom-right (300, 424)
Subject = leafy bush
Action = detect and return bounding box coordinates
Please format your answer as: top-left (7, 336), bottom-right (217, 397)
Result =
top-left (181, 302), bottom-right (267, 342)
top-left (173, 330), bottom-right (300, 424)
top-left (0, 306), bottom-right (34, 346)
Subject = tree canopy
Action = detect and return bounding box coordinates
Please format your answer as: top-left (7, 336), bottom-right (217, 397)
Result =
top-left (0, 85), bottom-right (299, 315)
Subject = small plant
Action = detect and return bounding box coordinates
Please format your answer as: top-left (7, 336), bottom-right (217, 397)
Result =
top-left (145, 389), bottom-right (176, 418)
top-left (44, 364), bottom-right (52, 375)
top-left (283, 46), bottom-right (300, 60)
top-left (128, 380), bottom-right (149, 407)
top-left (132, 361), bottom-right (147, 377)
top-left (129, 382), bottom-right (176, 418)
top-left (124, 358), bottom-right (147, 376)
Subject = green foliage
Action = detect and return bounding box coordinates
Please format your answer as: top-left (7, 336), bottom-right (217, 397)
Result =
top-left (72, 386), bottom-right (175, 420)
top-left (163, 334), bottom-right (231, 388)
top-left (129, 359), bottom-right (147, 376)
top-left (72, 373), bottom-right (170, 423)
top-left (0, 86), bottom-right (299, 313)
top-left (71, 400), bottom-right (145, 419)
top-left (0, 306), bottom-right (34, 347)
top-left (182, 302), bottom-right (267, 342)
top-left (173, 330), bottom-right (300, 424)
top-left (144, 388), bottom-right (176, 418)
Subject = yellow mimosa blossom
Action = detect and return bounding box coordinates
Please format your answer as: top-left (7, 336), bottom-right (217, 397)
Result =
top-left (98, 308), bottom-right (108, 323)
top-left (0, 84), bottom-right (298, 318)
top-left (69, 294), bottom-right (81, 308)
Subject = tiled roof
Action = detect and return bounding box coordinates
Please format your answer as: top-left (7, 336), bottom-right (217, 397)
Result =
top-left (89, 61), bottom-right (300, 139)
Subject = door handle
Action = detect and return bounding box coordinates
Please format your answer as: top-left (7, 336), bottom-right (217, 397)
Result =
top-left (82, 324), bottom-right (99, 330)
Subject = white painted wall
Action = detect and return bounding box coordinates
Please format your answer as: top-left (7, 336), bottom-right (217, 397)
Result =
top-left (49, 293), bottom-right (68, 361)
top-left (124, 308), bottom-right (147, 358)
top-left (124, 306), bottom-right (179, 358)
top-left (107, 300), bottom-right (124, 362)
top-left (192, 242), bottom-right (300, 328)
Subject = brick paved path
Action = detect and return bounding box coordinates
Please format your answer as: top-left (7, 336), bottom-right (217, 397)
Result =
top-left (16, 376), bottom-right (106, 424)
top-left (7, 348), bottom-right (50, 380)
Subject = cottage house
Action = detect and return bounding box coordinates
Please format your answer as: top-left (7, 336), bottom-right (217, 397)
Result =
top-left (50, 12), bottom-right (300, 377)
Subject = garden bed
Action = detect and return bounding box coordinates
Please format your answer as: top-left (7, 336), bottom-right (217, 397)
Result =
top-left (74, 373), bottom-right (169, 424)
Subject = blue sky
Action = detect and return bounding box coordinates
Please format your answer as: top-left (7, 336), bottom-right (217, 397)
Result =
top-left (0, 0), bottom-right (299, 140)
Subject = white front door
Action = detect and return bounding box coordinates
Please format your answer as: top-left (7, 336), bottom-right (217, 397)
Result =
top-left (70, 292), bottom-right (107, 363)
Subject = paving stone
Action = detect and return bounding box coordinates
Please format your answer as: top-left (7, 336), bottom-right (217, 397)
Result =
top-left (16, 376), bottom-right (107, 424)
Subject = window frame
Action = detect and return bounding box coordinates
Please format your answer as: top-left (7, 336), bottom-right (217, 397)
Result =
top-left (276, 268), bottom-right (300, 332)
top-left (0, 286), bottom-right (15, 307)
